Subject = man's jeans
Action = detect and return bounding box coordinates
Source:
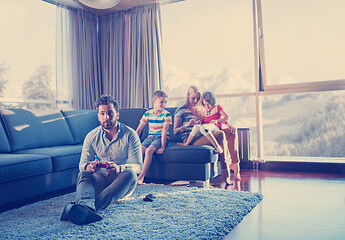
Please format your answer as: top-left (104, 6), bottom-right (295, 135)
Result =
top-left (75, 168), bottom-right (137, 211)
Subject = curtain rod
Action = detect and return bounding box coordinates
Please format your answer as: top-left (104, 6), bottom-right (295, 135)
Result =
top-left (42, 0), bottom-right (185, 7)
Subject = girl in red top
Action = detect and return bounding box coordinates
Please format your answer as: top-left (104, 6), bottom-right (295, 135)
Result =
top-left (201, 91), bottom-right (241, 180)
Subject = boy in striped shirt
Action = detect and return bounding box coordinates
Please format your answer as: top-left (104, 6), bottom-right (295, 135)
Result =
top-left (136, 90), bottom-right (172, 184)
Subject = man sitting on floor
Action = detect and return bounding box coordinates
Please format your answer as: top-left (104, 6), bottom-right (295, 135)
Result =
top-left (60, 95), bottom-right (142, 225)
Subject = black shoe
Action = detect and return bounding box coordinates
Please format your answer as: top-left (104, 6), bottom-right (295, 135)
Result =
top-left (143, 194), bottom-right (155, 202)
top-left (69, 204), bottom-right (103, 226)
top-left (60, 202), bottom-right (75, 221)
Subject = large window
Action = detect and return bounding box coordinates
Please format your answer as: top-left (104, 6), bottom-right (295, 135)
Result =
top-left (161, 0), bottom-right (256, 156)
top-left (261, 0), bottom-right (345, 85)
top-left (162, 0), bottom-right (345, 160)
top-left (161, 0), bottom-right (255, 97)
top-left (0, 0), bottom-right (56, 109)
top-left (262, 91), bottom-right (345, 157)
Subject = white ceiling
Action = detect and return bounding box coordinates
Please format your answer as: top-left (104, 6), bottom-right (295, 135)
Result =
top-left (50, 0), bottom-right (162, 15)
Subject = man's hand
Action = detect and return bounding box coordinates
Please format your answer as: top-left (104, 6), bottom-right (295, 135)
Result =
top-left (156, 148), bottom-right (165, 154)
top-left (86, 160), bottom-right (100, 172)
top-left (105, 162), bottom-right (121, 175)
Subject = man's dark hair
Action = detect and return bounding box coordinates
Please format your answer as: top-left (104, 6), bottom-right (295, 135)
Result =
top-left (95, 95), bottom-right (120, 113)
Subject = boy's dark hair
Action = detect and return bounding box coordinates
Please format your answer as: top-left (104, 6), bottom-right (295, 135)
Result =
top-left (153, 90), bottom-right (168, 99)
top-left (201, 91), bottom-right (216, 106)
top-left (95, 95), bottom-right (120, 113)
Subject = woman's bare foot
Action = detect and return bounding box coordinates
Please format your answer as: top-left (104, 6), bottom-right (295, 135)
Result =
top-left (230, 163), bottom-right (241, 180)
top-left (220, 168), bottom-right (231, 185)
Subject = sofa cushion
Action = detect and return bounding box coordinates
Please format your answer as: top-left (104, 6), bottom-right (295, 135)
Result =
top-left (0, 153), bottom-right (52, 183)
top-left (17, 145), bottom-right (83, 171)
top-left (1, 109), bottom-right (74, 151)
top-left (153, 144), bottom-right (218, 164)
top-left (119, 108), bottom-right (148, 140)
top-left (62, 110), bottom-right (99, 144)
top-left (146, 162), bottom-right (213, 181)
top-left (0, 114), bottom-right (11, 153)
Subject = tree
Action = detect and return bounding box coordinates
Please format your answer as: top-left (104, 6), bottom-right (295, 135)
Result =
top-left (22, 65), bottom-right (55, 109)
top-left (0, 63), bottom-right (8, 98)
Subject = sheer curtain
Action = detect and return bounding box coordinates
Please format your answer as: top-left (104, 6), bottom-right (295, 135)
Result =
top-left (56, 4), bottom-right (102, 110)
top-left (56, 4), bottom-right (72, 109)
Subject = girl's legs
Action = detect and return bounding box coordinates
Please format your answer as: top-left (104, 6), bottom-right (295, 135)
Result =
top-left (176, 133), bottom-right (195, 146)
top-left (176, 125), bottom-right (200, 146)
top-left (199, 125), bottom-right (223, 154)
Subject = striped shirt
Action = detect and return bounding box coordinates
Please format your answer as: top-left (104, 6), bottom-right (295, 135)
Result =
top-left (140, 109), bottom-right (172, 135)
top-left (174, 106), bottom-right (200, 142)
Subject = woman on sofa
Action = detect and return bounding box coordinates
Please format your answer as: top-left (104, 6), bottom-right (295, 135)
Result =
top-left (174, 86), bottom-right (233, 184)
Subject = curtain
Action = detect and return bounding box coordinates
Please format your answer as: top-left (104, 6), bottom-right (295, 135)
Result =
top-left (56, 3), bottom-right (162, 109)
top-left (128, 3), bottom-right (162, 108)
top-left (99, 3), bottom-right (162, 109)
top-left (98, 11), bottom-right (129, 108)
top-left (69, 7), bottom-right (102, 109)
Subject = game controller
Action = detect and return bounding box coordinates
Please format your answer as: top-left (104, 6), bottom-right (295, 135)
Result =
top-left (96, 162), bottom-right (111, 169)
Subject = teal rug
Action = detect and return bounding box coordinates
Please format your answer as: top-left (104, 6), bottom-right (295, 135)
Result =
top-left (0, 184), bottom-right (262, 240)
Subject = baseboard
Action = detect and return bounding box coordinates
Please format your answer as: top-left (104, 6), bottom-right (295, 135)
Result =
top-left (252, 160), bottom-right (345, 175)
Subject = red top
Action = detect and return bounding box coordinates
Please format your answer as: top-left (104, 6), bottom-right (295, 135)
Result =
top-left (204, 105), bottom-right (223, 129)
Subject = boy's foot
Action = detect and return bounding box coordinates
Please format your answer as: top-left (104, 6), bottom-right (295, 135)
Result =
top-left (175, 142), bottom-right (186, 146)
top-left (137, 177), bottom-right (144, 185)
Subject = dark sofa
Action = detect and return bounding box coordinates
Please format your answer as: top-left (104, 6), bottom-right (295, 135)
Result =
top-left (0, 107), bottom-right (249, 211)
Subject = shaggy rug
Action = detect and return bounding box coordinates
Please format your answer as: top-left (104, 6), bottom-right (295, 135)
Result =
top-left (0, 184), bottom-right (262, 240)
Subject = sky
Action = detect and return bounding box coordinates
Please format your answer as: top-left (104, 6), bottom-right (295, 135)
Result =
top-left (161, 0), bottom-right (345, 88)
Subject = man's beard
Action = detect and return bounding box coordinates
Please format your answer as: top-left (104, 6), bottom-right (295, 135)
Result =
top-left (102, 121), bottom-right (116, 129)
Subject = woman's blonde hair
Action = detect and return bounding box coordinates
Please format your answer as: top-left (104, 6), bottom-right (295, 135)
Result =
top-left (182, 85), bottom-right (203, 120)
top-left (182, 85), bottom-right (199, 108)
